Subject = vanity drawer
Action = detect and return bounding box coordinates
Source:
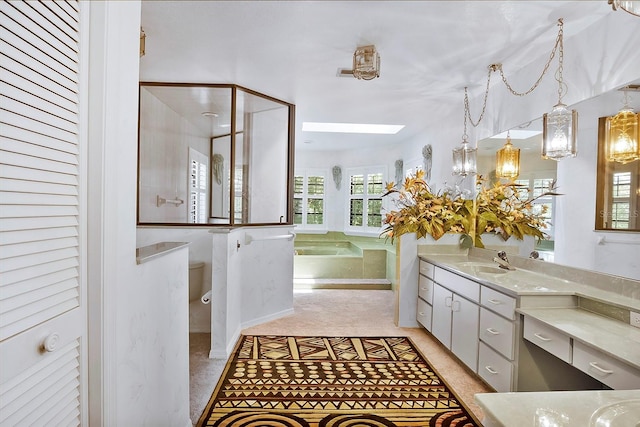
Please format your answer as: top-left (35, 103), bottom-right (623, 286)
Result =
top-left (418, 275), bottom-right (434, 304)
top-left (572, 341), bottom-right (640, 389)
top-left (416, 298), bottom-right (432, 331)
top-left (478, 342), bottom-right (513, 392)
top-left (523, 317), bottom-right (572, 364)
top-left (481, 286), bottom-right (516, 320)
top-left (479, 308), bottom-right (515, 360)
top-left (419, 260), bottom-right (435, 280)
top-left (434, 267), bottom-right (480, 303)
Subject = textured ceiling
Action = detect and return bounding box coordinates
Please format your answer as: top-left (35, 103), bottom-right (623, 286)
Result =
top-left (140, 1), bottom-right (614, 152)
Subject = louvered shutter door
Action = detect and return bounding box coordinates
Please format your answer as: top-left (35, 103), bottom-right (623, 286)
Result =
top-left (0, 1), bottom-right (84, 425)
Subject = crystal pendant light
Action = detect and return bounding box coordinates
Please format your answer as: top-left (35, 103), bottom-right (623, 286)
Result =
top-left (453, 89), bottom-right (477, 176)
top-left (609, 0), bottom-right (640, 17)
top-left (496, 132), bottom-right (521, 179)
top-left (452, 123), bottom-right (477, 176)
top-left (542, 19), bottom-right (578, 161)
top-left (605, 89), bottom-right (640, 164)
top-left (352, 45), bottom-right (380, 80)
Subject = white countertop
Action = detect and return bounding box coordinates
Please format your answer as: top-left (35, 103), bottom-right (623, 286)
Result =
top-left (518, 307), bottom-right (640, 370)
top-left (419, 253), bottom-right (640, 312)
top-left (475, 389), bottom-right (640, 427)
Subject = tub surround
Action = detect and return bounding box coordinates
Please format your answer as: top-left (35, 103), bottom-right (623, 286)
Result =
top-left (293, 232), bottom-right (395, 287)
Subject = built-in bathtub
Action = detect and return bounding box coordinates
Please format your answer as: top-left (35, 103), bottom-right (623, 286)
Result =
top-left (293, 235), bottom-right (394, 288)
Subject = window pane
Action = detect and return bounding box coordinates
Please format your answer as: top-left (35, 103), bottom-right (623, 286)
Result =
top-left (514, 179), bottom-right (530, 201)
top-left (613, 172), bottom-right (631, 198)
top-left (611, 202), bottom-right (630, 228)
top-left (367, 198), bottom-right (382, 227)
top-left (367, 173), bottom-right (384, 195)
top-left (533, 178), bottom-right (554, 198)
top-left (294, 176), bottom-right (304, 194)
top-left (308, 176), bottom-right (324, 195)
top-left (307, 198), bottom-right (324, 225)
top-left (350, 199), bottom-right (363, 226)
top-left (293, 198), bottom-right (302, 224)
top-left (350, 175), bottom-right (364, 195)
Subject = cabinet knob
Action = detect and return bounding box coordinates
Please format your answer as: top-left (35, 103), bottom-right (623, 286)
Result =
top-left (42, 333), bottom-right (60, 352)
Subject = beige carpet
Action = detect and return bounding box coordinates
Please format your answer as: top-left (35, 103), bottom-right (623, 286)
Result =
top-left (189, 289), bottom-right (491, 424)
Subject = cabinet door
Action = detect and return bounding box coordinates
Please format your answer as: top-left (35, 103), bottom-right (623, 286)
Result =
top-left (431, 283), bottom-right (453, 348)
top-left (451, 295), bottom-right (480, 372)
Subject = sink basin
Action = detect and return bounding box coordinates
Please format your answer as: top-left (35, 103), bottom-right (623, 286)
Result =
top-left (589, 399), bottom-right (640, 427)
top-left (474, 265), bottom-right (508, 275)
top-left (455, 261), bottom-right (509, 275)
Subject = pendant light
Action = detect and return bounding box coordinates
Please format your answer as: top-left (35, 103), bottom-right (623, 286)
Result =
top-left (605, 88), bottom-right (640, 164)
top-left (496, 132), bottom-right (521, 179)
top-left (452, 95), bottom-right (477, 177)
top-left (542, 19), bottom-right (578, 160)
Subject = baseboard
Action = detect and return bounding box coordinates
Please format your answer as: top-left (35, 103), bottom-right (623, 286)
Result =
top-left (186, 418), bottom-right (193, 427)
top-left (293, 278), bottom-right (391, 290)
top-left (241, 307), bottom-right (295, 329)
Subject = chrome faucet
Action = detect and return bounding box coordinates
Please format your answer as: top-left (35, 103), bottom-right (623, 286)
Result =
top-left (493, 251), bottom-right (515, 270)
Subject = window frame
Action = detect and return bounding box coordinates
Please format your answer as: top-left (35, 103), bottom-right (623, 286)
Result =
top-left (345, 166), bottom-right (387, 236)
top-left (293, 169), bottom-right (328, 231)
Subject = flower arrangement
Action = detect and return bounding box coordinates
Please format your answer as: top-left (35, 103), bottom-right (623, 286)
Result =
top-left (381, 170), bottom-right (560, 248)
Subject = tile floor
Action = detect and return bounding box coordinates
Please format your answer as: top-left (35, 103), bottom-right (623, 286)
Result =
top-left (189, 289), bottom-right (492, 424)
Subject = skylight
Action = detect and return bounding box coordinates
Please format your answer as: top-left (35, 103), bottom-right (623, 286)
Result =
top-left (302, 122), bottom-right (405, 134)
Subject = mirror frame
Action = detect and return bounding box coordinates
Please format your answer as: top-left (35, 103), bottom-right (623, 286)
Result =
top-left (594, 116), bottom-right (640, 232)
top-left (136, 82), bottom-right (296, 227)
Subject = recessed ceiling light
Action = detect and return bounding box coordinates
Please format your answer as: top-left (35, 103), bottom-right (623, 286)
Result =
top-left (302, 122), bottom-right (405, 134)
top-left (490, 130), bottom-right (541, 140)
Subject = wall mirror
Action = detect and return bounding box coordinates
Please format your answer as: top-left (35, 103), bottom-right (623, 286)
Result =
top-left (595, 116), bottom-right (640, 231)
top-left (477, 119), bottom-right (558, 255)
top-left (138, 83), bottom-right (295, 226)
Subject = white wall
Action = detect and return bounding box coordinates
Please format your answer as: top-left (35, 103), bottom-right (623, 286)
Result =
top-left (414, 12), bottom-right (640, 280)
top-left (139, 88), bottom-right (210, 223)
top-left (87, 1), bottom-right (190, 425)
top-left (296, 144), bottom-right (404, 234)
top-left (210, 227), bottom-right (295, 357)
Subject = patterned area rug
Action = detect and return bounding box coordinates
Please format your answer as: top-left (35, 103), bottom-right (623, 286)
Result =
top-left (197, 335), bottom-right (481, 427)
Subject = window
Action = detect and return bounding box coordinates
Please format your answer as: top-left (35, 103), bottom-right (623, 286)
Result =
top-left (347, 168), bottom-right (386, 233)
top-left (294, 170), bottom-right (326, 229)
top-left (611, 172), bottom-right (631, 229)
top-left (189, 148), bottom-right (209, 223)
top-left (511, 177), bottom-right (556, 240)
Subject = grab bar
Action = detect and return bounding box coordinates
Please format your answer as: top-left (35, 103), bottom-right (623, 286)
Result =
top-left (156, 195), bottom-right (184, 207)
top-left (245, 232), bottom-right (296, 245)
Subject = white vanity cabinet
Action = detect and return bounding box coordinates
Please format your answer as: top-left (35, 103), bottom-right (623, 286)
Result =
top-left (430, 266), bottom-right (480, 372)
top-left (477, 287), bottom-right (517, 392)
top-left (417, 261), bottom-right (435, 331)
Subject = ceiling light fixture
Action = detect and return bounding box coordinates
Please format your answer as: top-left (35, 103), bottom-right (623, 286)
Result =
top-left (496, 132), bottom-right (521, 179)
top-left (609, 0), bottom-right (640, 17)
top-left (605, 87), bottom-right (640, 163)
top-left (302, 122), bottom-right (403, 134)
top-left (352, 45), bottom-right (380, 80)
top-left (542, 19), bottom-right (578, 161)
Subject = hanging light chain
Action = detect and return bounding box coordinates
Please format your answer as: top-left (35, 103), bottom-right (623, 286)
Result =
top-left (496, 19), bottom-right (564, 98)
top-left (463, 18), bottom-right (566, 130)
top-left (464, 65), bottom-right (493, 128)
